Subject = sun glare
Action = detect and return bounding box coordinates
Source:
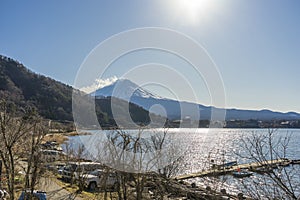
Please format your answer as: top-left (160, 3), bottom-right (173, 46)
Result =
top-left (172, 0), bottom-right (214, 25)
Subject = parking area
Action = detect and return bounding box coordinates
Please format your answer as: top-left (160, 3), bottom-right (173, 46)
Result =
top-left (37, 174), bottom-right (83, 200)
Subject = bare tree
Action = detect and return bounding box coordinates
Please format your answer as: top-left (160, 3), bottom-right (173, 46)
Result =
top-left (21, 120), bottom-right (47, 197)
top-left (73, 144), bottom-right (88, 192)
top-left (237, 129), bottom-right (300, 199)
top-left (150, 128), bottom-right (184, 179)
top-left (0, 101), bottom-right (47, 200)
top-left (92, 128), bottom-right (185, 200)
top-left (63, 142), bottom-right (88, 190)
top-left (104, 129), bottom-right (135, 200)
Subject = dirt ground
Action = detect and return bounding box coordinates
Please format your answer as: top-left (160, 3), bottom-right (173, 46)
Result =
top-left (37, 176), bottom-right (83, 200)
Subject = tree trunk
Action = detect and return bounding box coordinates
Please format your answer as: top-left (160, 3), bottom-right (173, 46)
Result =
top-left (8, 149), bottom-right (15, 200)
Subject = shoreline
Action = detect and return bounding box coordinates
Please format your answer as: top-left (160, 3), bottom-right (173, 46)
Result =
top-left (43, 131), bottom-right (92, 144)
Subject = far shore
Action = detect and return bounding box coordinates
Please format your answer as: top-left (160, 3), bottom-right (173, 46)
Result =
top-left (43, 131), bottom-right (92, 144)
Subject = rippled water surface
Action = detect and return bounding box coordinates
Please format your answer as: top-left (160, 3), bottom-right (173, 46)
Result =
top-left (167, 128), bottom-right (300, 173)
top-left (67, 128), bottom-right (300, 196)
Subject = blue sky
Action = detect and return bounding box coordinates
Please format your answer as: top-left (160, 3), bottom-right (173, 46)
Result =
top-left (1, 0), bottom-right (300, 112)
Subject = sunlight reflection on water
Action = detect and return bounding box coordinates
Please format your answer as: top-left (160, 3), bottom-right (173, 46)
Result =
top-left (66, 128), bottom-right (300, 196)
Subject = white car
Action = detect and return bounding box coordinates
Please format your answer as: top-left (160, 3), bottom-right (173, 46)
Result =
top-left (83, 169), bottom-right (118, 191)
top-left (41, 149), bottom-right (65, 162)
top-left (60, 162), bottom-right (103, 182)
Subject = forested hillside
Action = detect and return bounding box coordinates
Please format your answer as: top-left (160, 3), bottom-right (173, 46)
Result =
top-left (0, 55), bottom-right (152, 128)
top-left (0, 55), bottom-right (73, 120)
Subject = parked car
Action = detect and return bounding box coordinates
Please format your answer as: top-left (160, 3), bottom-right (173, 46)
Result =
top-left (18, 190), bottom-right (46, 200)
top-left (83, 169), bottom-right (118, 191)
top-left (60, 162), bottom-right (103, 182)
top-left (41, 150), bottom-right (65, 162)
top-left (41, 141), bottom-right (62, 151)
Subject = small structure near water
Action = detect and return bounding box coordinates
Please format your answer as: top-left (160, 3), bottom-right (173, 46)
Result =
top-left (175, 158), bottom-right (296, 180)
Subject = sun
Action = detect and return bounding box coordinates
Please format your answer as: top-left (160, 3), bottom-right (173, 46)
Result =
top-left (171, 0), bottom-right (214, 25)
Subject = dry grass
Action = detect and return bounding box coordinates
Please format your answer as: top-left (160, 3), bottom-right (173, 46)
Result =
top-left (43, 134), bottom-right (69, 144)
top-left (63, 131), bottom-right (92, 137)
top-left (43, 131), bottom-right (91, 144)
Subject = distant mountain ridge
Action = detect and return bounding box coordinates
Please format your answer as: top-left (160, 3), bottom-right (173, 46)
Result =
top-left (92, 79), bottom-right (300, 121)
top-left (1, 54), bottom-right (299, 129)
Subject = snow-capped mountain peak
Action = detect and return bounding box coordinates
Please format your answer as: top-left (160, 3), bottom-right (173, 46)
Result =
top-left (90, 79), bottom-right (300, 122)
top-left (91, 79), bottom-right (163, 100)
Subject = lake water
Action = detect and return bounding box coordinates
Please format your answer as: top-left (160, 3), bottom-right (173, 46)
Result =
top-left (66, 128), bottom-right (300, 197)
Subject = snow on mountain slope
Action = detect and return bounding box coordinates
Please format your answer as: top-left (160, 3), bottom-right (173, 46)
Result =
top-left (90, 79), bottom-right (300, 121)
top-left (91, 79), bottom-right (163, 100)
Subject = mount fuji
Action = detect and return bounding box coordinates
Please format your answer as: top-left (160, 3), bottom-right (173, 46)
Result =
top-left (91, 79), bottom-right (300, 121)
top-left (91, 79), bottom-right (163, 100)
top-left (91, 79), bottom-right (210, 120)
